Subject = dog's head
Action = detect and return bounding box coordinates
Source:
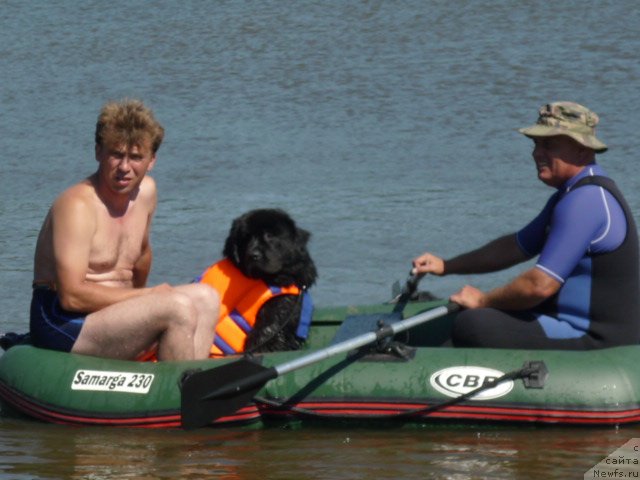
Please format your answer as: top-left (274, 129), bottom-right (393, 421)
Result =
top-left (223, 208), bottom-right (318, 288)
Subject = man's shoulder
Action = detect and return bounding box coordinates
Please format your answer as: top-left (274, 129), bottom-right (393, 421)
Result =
top-left (53, 178), bottom-right (98, 212)
top-left (559, 184), bottom-right (604, 209)
top-left (556, 178), bottom-right (622, 225)
top-left (139, 175), bottom-right (157, 194)
top-left (137, 176), bottom-right (157, 207)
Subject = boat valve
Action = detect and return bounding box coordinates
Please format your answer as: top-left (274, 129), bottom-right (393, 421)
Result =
top-left (521, 360), bottom-right (549, 389)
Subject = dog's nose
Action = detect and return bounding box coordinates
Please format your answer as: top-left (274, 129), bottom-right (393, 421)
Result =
top-left (249, 250), bottom-right (262, 261)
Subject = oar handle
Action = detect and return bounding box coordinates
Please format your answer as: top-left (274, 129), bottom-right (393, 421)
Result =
top-left (392, 272), bottom-right (424, 313)
top-left (276, 302), bottom-right (459, 376)
top-left (404, 273), bottom-right (423, 295)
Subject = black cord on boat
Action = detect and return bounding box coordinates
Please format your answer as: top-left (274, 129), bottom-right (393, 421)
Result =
top-left (251, 360), bottom-right (548, 420)
top-left (394, 360), bottom-right (548, 418)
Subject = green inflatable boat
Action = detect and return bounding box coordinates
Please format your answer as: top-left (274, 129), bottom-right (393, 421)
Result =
top-left (1, 300), bottom-right (640, 428)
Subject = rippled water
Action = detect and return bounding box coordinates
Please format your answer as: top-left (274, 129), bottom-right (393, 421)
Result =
top-left (0, 419), bottom-right (632, 480)
top-left (2, 0), bottom-right (640, 478)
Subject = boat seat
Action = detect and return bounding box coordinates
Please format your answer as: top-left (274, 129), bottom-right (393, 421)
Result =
top-left (330, 312), bottom-right (403, 345)
top-left (330, 308), bottom-right (454, 348)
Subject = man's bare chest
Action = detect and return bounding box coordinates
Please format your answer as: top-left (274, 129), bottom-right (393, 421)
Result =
top-left (88, 209), bottom-right (149, 273)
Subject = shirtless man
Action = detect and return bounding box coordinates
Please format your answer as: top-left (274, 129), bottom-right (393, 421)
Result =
top-left (30, 99), bottom-right (219, 360)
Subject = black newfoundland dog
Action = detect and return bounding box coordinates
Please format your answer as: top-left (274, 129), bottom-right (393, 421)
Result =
top-left (223, 208), bottom-right (318, 353)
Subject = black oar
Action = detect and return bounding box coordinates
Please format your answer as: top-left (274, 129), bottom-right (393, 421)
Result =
top-left (391, 272), bottom-right (423, 313)
top-left (181, 302), bottom-right (459, 429)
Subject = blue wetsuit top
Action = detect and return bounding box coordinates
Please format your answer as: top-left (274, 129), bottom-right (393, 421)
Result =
top-left (516, 165), bottom-right (628, 339)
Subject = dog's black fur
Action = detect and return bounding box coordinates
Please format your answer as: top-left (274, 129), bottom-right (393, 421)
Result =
top-left (222, 208), bottom-right (318, 353)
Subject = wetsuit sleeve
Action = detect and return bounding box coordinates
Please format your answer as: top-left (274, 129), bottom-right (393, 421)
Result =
top-left (536, 186), bottom-right (611, 283)
top-left (516, 193), bottom-right (559, 257)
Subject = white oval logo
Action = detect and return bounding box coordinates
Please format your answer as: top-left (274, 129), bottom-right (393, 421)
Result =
top-left (430, 366), bottom-right (513, 400)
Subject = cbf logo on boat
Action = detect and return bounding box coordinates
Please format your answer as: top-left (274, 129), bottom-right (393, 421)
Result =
top-left (430, 366), bottom-right (513, 400)
top-left (71, 370), bottom-right (155, 394)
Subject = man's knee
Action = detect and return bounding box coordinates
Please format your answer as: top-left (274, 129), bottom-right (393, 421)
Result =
top-left (176, 283), bottom-right (219, 310)
top-left (451, 309), bottom-right (487, 347)
top-left (194, 283), bottom-right (219, 309)
top-left (164, 291), bottom-right (200, 326)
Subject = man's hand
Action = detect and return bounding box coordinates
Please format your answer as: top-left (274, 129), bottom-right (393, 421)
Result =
top-left (412, 252), bottom-right (445, 276)
top-left (450, 268), bottom-right (561, 311)
top-left (450, 285), bottom-right (486, 309)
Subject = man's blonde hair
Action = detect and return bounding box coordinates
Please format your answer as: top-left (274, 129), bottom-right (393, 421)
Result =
top-left (95, 99), bottom-right (165, 153)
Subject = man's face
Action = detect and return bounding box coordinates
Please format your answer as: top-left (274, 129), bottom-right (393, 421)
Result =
top-left (95, 139), bottom-right (156, 195)
top-left (531, 135), bottom-right (583, 188)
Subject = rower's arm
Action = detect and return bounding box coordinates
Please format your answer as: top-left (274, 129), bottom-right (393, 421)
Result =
top-left (444, 233), bottom-right (530, 274)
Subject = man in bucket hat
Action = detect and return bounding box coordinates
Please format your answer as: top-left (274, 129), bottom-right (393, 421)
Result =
top-left (412, 102), bottom-right (639, 349)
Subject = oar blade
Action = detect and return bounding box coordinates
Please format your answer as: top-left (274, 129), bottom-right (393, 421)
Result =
top-left (180, 358), bottom-right (273, 429)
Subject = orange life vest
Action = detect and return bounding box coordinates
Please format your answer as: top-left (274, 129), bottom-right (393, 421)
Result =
top-left (198, 259), bottom-right (312, 356)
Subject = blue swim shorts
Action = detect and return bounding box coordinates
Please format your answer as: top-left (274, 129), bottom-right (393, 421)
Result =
top-left (30, 286), bottom-right (86, 352)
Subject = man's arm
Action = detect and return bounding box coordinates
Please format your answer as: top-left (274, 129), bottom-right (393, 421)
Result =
top-left (132, 242), bottom-right (152, 288)
top-left (413, 233), bottom-right (530, 276)
top-left (444, 233), bottom-right (530, 274)
top-left (451, 267), bottom-right (561, 310)
top-left (132, 177), bottom-right (157, 288)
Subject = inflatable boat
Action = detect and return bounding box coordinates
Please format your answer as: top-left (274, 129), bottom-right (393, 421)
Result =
top-left (2, 299), bottom-right (640, 429)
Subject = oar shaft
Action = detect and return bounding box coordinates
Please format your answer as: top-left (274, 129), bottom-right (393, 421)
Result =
top-left (276, 303), bottom-right (457, 376)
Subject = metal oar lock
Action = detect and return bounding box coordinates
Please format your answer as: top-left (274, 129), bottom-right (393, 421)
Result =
top-left (520, 360), bottom-right (549, 389)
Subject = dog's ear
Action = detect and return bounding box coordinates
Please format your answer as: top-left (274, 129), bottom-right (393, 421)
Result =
top-left (223, 216), bottom-right (244, 265)
top-left (295, 227), bottom-right (311, 245)
top-left (293, 227), bottom-right (318, 287)
top-left (296, 250), bottom-right (318, 288)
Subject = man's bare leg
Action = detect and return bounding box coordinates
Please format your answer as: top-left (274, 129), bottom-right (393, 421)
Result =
top-left (172, 283), bottom-right (219, 358)
top-left (71, 287), bottom-right (217, 360)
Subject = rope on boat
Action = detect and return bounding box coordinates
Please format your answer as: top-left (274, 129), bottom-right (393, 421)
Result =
top-left (251, 360), bottom-right (548, 420)
top-left (393, 360), bottom-right (549, 419)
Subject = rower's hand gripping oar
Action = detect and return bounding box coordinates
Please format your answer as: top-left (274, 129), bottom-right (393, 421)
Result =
top-left (180, 301), bottom-right (460, 429)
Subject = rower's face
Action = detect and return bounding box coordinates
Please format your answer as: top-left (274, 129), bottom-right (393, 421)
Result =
top-left (531, 136), bottom-right (581, 188)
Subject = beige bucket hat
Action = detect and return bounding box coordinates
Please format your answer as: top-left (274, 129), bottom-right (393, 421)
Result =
top-left (518, 101), bottom-right (607, 153)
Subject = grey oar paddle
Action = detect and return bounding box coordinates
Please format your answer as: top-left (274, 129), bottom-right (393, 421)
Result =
top-left (180, 301), bottom-right (459, 429)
